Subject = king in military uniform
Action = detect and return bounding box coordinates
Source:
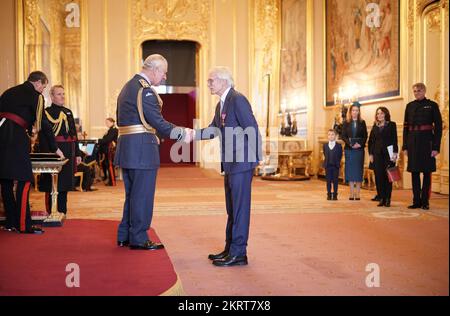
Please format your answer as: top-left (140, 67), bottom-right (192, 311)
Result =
top-left (115, 54), bottom-right (191, 250)
top-left (403, 83), bottom-right (443, 210)
top-left (0, 71), bottom-right (64, 233)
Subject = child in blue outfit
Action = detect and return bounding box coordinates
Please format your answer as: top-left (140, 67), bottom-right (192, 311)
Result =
top-left (323, 129), bottom-right (343, 200)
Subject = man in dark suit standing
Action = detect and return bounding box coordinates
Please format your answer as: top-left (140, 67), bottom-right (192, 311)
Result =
top-left (115, 54), bottom-right (189, 250)
top-left (403, 83), bottom-right (442, 210)
top-left (0, 71), bottom-right (64, 233)
top-left (194, 67), bottom-right (262, 267)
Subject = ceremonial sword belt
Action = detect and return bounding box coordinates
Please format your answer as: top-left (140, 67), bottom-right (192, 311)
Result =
top-left (118, 124), bottom-right (156, 136)
top-left (408, 124), bottom-right (433, 131)
top-left (0, 112), bottom-right (28, 130)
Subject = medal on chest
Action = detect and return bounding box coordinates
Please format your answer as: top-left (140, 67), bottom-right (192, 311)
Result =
top-left (221, 113), bottom-right (226, 127)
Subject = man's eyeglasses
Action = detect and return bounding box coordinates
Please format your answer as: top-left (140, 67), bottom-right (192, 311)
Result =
top-left (207, 78), bottom-right (217, 85)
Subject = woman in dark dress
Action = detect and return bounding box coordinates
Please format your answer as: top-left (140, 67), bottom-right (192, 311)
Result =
top-left (341, 103), bottom-right (368, 200)
top-left (368, 107), bottom-right (398, 207)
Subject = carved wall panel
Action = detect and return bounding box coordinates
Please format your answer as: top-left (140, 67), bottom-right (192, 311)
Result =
top-left (23, 0), bottom-right (82, 119)
top-left (130, 0), bottom-right (212, 129)
top-left (250, 0), bottom-right (281, 134)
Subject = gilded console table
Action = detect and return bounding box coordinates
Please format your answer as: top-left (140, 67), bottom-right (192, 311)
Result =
top-left (261, 137), bottom-right (312, 181)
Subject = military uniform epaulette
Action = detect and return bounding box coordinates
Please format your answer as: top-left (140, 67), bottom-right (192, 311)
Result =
top-left (139, 79), bottom-right (151, 88)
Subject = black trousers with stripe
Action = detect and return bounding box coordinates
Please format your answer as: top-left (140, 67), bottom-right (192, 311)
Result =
top-left (102, 157), bottom-right (116, 186)
top-left (411, 172), bottom-right (432, 206)
top-left (0, 179), bottom-right (32, 231)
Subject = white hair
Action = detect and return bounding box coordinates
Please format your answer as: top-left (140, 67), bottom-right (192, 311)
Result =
top-left (142, 54), bottom-right (168, 71)
top-left (210, 66), bottom-right (234, 88)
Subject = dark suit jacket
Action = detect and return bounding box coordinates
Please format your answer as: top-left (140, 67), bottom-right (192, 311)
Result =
top-left (368, 121), bottom-right (398, 164)
top-left (341, 120), bottom-right (368, 150)
top-left (323, 143), bottom-right (343, 169)
top-left (98, 127), bottom-right (118, 154)
top-left (196, 88), bottom-right (262, 175)
top-left (38, 103), bottom-right (83, 192)
top-left (0, 81), bottom-right (56, 181)
top-left (402, 98), bottom-right (442, 172)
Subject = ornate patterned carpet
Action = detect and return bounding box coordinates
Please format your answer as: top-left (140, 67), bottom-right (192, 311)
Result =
top-left (29, 167), bottom-right (449, 220)
top-left (24, 166), bottom-right (449, 295)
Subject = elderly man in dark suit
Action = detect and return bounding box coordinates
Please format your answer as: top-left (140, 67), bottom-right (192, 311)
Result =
top-left (114, 54), bottom-right (190, 250)
top-left (193, 67), bottom-right (262, 267)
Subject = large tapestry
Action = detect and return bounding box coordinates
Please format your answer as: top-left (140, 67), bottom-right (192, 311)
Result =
top-left (325, 0), bottom-right (400, 105)
top-left (280, 0), bottom-right (307, 136)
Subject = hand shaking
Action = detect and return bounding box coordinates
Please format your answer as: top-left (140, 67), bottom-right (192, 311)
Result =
top-left (183, 128), bottom-right (196, 143)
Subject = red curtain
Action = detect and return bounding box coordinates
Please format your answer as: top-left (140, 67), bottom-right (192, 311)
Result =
top-left (159, 92), bottom-right (196, 166)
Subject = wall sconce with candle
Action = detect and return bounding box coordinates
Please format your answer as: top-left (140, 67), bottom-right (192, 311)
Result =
top-left (332, 85), bottom-right (359, 137)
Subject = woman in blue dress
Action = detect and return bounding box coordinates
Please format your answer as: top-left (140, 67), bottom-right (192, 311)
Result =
top-left (341, 102), bottom-right (368, 200)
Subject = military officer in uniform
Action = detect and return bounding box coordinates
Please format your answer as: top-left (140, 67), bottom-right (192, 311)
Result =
top-left (403, 83), bottom-right (443, 210)
top-left (193, 67), bottom-right (262, 267)
top-left (38, 85), bottom-right (82, 216)
top-left (0, 71), bottom-right (64, 233)
top-left (98, 117), bottom-right (118, 186)
top-left (115, 54), bottom-right (190, 250)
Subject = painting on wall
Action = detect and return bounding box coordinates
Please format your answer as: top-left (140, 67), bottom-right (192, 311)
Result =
top-left (325, 0), bottom-right (400, 106)
top-left (280, 0), bottom-right (307, 136)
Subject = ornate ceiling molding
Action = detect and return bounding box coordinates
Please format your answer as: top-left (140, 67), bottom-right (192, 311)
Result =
top-left (131, 0), bottom-right (211, 46)
top-left (426, 6), bottom-right (441, 32)
top-left (408, 0), bottom-right (447, 45)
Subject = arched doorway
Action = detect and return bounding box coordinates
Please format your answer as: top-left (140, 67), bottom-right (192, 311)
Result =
top-left (142, 40), bottom-right (198, 166)
top-left (420, 1), bottom-right (449, 194)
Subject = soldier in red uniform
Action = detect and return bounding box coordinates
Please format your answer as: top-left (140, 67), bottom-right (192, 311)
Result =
top-left (403, 83), bottom-right (443, 210)
top-left (38, 85), bottom-right (82, 216)
top-left (0, 71), bottom-right (64, 233)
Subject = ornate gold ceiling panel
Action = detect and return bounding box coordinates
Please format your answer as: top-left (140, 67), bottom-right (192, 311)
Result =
top-left (131, 0), bottom-right (211, 45)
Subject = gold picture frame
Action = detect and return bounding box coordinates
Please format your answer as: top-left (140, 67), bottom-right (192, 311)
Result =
top-left (325, 0), bottom-right (401, 106)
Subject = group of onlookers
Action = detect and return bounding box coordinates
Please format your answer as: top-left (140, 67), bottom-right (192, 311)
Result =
top-left (323, 83), bottom-right (442, 210)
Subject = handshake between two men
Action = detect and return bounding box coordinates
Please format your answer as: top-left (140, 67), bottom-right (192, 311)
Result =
top-left (182, 128), bottom-right (196, 144)
top-left (115, 58), bottom-right (261, 266)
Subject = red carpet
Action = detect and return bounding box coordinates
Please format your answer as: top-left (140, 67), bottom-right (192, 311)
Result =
top-left (0, 220), bottom-right (181, 296)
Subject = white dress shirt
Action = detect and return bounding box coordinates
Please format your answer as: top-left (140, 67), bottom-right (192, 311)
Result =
top-left (220, 86), bottom-right (231, 113)
top-left (328, 141), bottom-right (336, 150)
top-left (139, 72), bottom-right (151, 85)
